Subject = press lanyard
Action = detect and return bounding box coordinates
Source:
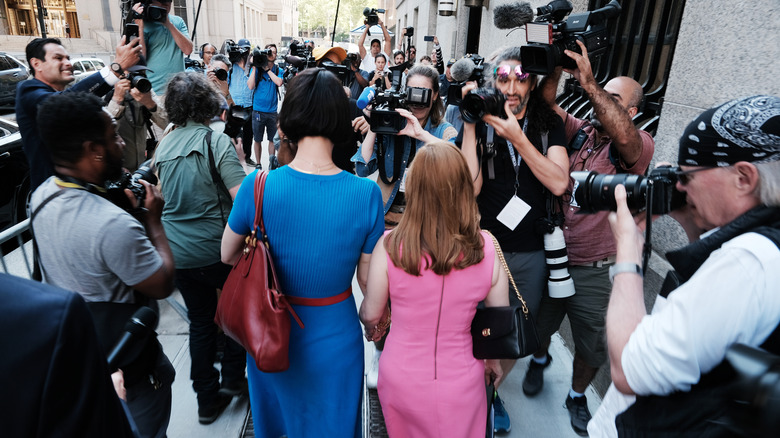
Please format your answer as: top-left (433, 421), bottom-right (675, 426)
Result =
top-left (506, 118), bottom-right (528, 191)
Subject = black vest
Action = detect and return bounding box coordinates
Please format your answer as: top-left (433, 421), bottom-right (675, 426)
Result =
top-left (615, 206), bottom-right (780, 437)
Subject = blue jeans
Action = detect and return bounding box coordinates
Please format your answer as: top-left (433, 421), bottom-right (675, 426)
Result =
top-left (175, 262), bottom-right (246, 408)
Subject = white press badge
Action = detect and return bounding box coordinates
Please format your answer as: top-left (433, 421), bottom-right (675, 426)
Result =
top-left (398, 169), bottom-right (409, 193)
top-left (497, 195), bottom-right (531, 231)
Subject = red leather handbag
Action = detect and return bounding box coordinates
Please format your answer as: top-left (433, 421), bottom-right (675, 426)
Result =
top-left (216, 171), bottom-right (303, 372)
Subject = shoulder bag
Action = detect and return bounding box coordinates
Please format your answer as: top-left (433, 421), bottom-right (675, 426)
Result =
top-left (215, 171), bottom-right (304, 372)
top-left (471, 231), bottom-right (541, 359)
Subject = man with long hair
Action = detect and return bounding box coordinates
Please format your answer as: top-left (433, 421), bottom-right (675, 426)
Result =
top-left (459, 45), bottom-right (570, 433)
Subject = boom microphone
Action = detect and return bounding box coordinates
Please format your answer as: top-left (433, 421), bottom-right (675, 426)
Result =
top-left (493, 2), bottom-right (535, 29)
top-left (107, 306), bottom-right (158, 370)
top-left (450, 57), bottom-right (477, 83)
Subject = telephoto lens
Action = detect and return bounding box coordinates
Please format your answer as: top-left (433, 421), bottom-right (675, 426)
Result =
top-left (544, 226), bottom-right (575, 298)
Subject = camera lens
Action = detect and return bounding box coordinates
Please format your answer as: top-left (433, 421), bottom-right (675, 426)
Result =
top-left (131, 75), bottom-right (152, 93)
top-left (571, 171), bottom-right (647, 213)
top-left (460, 88), bottom-right (506, 124)
top-left (215, 68), bottom-right (228, 81)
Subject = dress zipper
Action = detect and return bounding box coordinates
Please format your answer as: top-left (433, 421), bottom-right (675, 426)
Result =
top-left (434, 276), bottom-right (445, 380)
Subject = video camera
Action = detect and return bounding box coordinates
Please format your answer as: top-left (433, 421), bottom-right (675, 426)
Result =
top-left (363, 7), bottom-right (386, 27)
top-left (184, 57), bottom-right (204, 72)
top-left (280, 40), bottom-right (316, 83)
top-left (251, 48), bottom-right (274, 70)
top-left (570, 165), bottom-right (686, 215)
top-left (132, 0), bottom-right (167, 23)
top-left (447, 54), bottom-right (487, 106)
top-left (320, 61), bottom-right (350, 87)
top-left (369, 67), bottom-right (432, 135)
top-left (223, 39), bottom-right (250, 64)
top-left (521, 0), bottom-right (621, 75)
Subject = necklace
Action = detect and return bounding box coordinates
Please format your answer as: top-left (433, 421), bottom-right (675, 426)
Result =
top-left (289, 158), bottom-right (336, 175)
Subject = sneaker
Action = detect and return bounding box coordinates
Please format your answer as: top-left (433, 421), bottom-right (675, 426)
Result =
top-left (493, 392), bottom-right (511, 433)
top-left (198, 393), bottom-right (232, 425)
top-left (522, 353), bottom-right (552, 396)
top-left (366, 347), bottom-right (381, 389)
top-left (565, 395), bottom-right (591, 436)
top-left (269, 155), bottom-right (279, 170)
top-left (219, 378), bottom-right (248, 397)
top-left (245, 157), bottom-right (256, 166)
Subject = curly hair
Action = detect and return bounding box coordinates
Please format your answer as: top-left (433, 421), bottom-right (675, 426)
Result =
top-left (164, 71), bottom-right (222, 126)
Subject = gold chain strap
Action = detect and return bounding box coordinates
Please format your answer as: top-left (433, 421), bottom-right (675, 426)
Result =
top-left (484, 230), bottom-right (530, 317)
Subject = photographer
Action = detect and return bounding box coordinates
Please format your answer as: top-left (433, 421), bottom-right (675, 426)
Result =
top-left (458, 46), bottom-right (570, 433)
top-left (30, 92), bottom-right (176, 438)
top-left (106, 67), bottom-right (168, 171)
top-left (368, 54), bottom-right (392, 90)
top-left (154, 72), bottom-right (248, 425)
top-left (248, 43), bottom-right (282, 170)
top-left (524, 40), bottom-right (654, 435)
top-left (358, 16), bottom-right (391, 72)
top-left (227, 39), bottom-right (256, 165)
top-left (590, 95), bottom-right (780, 437)
top-left (345, 51), bottom-right (370, 99)
top-left (133, 0), bottom-right (194, 95)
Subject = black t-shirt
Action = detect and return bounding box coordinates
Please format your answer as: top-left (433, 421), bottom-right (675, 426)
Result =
top-left (457, 116), bottom-right (567, 252)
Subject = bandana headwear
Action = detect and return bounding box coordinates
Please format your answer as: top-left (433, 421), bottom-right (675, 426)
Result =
top-left (678, 95), bottom-right (780, 167)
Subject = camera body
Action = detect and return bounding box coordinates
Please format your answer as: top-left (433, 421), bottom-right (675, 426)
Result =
top-left (363, 7), bottom-right (385, 26)
top-left (252, 48), bottom-right (273, 70)
top-left (127, 71), bottom-right (152, 93)
top-left (132, 0), bottom-right (167, 23)
top-left (460, 88), bottom-right (507, 124)
top-left (368, 66), bottom-right (431, 135)
top-left (446, 54), bottom-right (486, 106)
top-left (224, 40), bottom-right (250, 64)
top-left (320, 61), bottom-right (350, 86)
top-left (106, 160), bottom-right (157, 211)
top-left (184, 57), bottom-right (204, 72)
top-left (405, 26), bottom-right (414, 37)
top-left (280, 40), bottom-right (316, 83)
top-left (571, 165), bottom-right (686, 214)
top-left (520, 0), bottom-right (621, 75)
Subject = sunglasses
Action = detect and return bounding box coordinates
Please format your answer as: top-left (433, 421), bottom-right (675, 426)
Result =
top-left (675, 166), bottom-right (715, 185)
top-left (494, 64), bottom-right (529, 81)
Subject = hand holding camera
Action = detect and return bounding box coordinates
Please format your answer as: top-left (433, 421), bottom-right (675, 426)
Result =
top-left (562, 40), bottom-right (596, 90)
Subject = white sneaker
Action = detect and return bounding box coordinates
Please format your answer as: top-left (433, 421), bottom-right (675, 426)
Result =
top-left (366, 347), bottom-right (381, 389)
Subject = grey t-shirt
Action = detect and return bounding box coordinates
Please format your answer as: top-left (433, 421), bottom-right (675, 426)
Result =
top-left (30, 177), bottom-right (163, 303)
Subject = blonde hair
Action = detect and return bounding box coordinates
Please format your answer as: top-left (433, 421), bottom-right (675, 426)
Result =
top-left (385, 142), bottom-right (484, 275)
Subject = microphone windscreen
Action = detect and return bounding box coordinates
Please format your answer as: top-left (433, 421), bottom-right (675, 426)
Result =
top-left (357, 87), bottom-right (376, 110)
top-left (285, 55), bottom-right (304, 69)
top-left (450, 58), bottom-right (476, 83)
top-left (493, 2), bottom-right (535, 29)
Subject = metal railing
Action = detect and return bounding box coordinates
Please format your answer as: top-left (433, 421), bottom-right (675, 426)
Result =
top-left (0, 218), bottom-right (189, 323)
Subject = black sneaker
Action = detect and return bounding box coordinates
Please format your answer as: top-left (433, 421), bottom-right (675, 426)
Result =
top-left (522, 353), bottom-right (552, 396)
top-left (198, 393), bottom-right (232, 425)
top-left (269, 155), bottom-right (279, 170)
top-left (219, 378), bottom-right (248, 397)
top-left (245, 157), bottom-right (256, 166)
top-left (565, 395), bottom-right (591, 436)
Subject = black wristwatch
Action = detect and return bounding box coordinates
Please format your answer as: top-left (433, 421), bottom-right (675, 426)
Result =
top-left (110, 62), bottom-right (124, 76)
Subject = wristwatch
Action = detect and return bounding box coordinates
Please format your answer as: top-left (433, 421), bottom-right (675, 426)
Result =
top-left (609, 263), bottom-right (643, 284)
top-left (110, 62), bottom-right (124, 76)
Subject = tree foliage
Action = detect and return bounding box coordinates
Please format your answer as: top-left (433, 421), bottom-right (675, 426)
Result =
top-left (298, 0), bottom-right (378, 41)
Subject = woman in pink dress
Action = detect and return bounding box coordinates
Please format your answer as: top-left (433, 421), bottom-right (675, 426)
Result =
top-left (360, 141), bottom-right (510, 437)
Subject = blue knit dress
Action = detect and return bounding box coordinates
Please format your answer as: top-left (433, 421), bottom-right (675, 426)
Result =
top-left (227, 167), bottom-right (384, 437)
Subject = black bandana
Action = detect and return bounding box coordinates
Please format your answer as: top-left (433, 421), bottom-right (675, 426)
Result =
top-left (678, 95), bottom-right (780, 167)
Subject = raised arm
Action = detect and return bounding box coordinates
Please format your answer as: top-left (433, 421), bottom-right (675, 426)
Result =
top-left (380, 19), bottom-right (392, 56)
top-left (358, 26), bottom-right (368, 60)
top-left (165, 16), bottom-right (193, 56)
top-left (539, 66), bottom-right (567, 122)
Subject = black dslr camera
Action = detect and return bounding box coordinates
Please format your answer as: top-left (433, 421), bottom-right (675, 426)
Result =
top-left (460, 89), bottom-right (507, 124)
top-left (106, 160), bottom-right (158, 211)
top-left (132, 0), bottom-right (167, 23)
top-left (447, 53), bottom-right (487, 106)
top-left (363, 7), bottom-right (385, 27)
top-left (126, 71), bottom-right (152, 93)
top-left (520, 0), bottom-right (621, 75)
top-left (570, 165), bottom-right (686, 214)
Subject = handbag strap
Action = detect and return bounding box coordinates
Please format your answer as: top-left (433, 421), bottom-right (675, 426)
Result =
top-left (483, 230), bottom-right (531, 317)
top-left (253, 171), bottom-right (268, 240)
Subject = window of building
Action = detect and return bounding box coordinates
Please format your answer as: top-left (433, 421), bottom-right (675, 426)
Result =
top-left (268, 14), bottom-right (278, 21)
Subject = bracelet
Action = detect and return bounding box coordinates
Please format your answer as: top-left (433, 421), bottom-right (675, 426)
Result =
top-left (609, 263), bottom-right (643, 284)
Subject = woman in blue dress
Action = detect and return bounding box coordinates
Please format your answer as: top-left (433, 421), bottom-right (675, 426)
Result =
top-left (221, 68), bottom-right (385, 437)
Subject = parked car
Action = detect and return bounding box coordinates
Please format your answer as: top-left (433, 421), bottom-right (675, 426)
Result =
top-left (70, 57), bottom-right (107, 84)
top-left (0, 52), bottom-right (29, 108)
top-left (0, 117), bottom-right (30, 253)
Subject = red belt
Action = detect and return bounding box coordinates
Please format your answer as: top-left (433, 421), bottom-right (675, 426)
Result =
top-left (286, 287), bottom-right (352, 306)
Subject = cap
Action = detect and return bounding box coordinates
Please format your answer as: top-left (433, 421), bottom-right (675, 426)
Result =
top-left (678, 95), bottom-right (780, 167)
top-left (237, 38), bottom-right (251, 48)
top-left (312, 46), bottom-right (347, 63)
top-left (447, 58), bottom-right (456, 66)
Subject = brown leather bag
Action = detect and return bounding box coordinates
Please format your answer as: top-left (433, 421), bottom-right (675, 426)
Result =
top-left (215, 171), bottom-right (303, 372)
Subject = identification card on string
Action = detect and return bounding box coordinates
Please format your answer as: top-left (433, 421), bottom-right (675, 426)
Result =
top-left (497, 195), bottom-right (531, 231)
top-left (398, 169), bottom-right (409, 193)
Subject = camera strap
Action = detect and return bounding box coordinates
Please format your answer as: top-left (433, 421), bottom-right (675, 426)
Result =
top-left (486, 126), bottom-right (496, 179)
top-left (204, 130), bottom-right (232, 226)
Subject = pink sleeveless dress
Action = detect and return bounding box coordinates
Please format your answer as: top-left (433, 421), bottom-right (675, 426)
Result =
top-left (378, 231), bottom-right (496, 437)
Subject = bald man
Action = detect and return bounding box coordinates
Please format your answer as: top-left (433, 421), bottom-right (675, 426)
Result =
top-left (525, 41), bottom-right (655, 436)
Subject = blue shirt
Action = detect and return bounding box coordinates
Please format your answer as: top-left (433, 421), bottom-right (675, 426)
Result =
top-left (228, 63), bottom-right (253, 108)
top-left (143, 14), bottom-right (189, 94)
top-left (251, 65), bottom-right (279, 113)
